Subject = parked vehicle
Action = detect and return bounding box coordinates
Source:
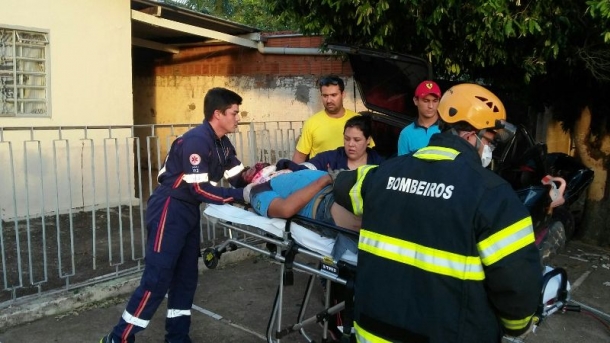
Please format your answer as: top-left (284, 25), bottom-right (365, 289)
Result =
top-left (329, 45), bottom-right (594, 262)
top-left (492, 125), bottom-right (594, 262)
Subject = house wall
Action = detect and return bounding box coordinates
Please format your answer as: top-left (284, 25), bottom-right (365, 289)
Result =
top-left (0, 0), bottom-right (134, 220)
top-left (132, 35), bottom-right (368, 167)
top-left (0, 0), bottom-right (133, 126)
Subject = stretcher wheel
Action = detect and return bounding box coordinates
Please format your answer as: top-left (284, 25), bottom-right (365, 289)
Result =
top-left (202, 248), bottom-right (219, 269)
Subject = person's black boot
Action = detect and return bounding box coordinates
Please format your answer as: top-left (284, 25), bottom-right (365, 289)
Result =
top-left (99, 333), bottom-right (116, 343)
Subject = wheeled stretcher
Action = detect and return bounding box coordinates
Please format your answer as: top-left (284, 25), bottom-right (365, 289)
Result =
top-left (202, 203), bottom-right (358, 343)
top-left (202, 204), bottom-right (580, 343)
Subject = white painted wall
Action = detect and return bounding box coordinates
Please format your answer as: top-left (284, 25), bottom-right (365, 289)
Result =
top-left (0, 0), bottom-right (133, 126)
top-left (0, 0), bottom-right (134, 220)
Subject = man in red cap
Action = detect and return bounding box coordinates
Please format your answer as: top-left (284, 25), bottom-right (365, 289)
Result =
top-left (397, 80), bottom-right (442, 155)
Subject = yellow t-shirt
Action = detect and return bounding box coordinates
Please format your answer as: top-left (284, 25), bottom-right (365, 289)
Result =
top-left (296, 109), bottom-right (374, 158)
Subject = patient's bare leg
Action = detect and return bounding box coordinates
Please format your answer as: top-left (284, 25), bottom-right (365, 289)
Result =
top-left (330, 203), bottom-right (361, 232)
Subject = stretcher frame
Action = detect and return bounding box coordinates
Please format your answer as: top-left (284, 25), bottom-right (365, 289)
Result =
top-left (202, 204), bottom-right (575, 343)
top-left (202, 203), bottom-right (358, 343)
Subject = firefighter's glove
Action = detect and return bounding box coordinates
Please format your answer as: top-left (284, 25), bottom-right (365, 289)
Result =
top-left (243, 183), bottom-right (255, 204)
top-left (327, 167), bottom-right (345, 187)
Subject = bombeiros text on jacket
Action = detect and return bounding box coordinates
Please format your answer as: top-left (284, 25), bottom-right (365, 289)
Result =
top-left (385, 176), bottom-right (454, 199)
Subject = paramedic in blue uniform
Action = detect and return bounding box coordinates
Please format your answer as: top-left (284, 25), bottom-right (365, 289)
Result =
top-left (337, 83), bottom-right (541, 343)
top-left (101, 87), bottom-right (250, 343)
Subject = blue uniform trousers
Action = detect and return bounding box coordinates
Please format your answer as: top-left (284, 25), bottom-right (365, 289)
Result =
top-left (110, 193), bottom-right (201, 343)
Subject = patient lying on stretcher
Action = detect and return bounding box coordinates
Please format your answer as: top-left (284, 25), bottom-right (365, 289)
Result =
top-left (242, 163), bottom-right (359, 260)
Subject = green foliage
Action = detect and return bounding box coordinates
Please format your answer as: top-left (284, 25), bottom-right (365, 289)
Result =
top-left (170, 0), bottom-right (296, 31)
top-left (232, 0), bottom-right (296, 31)
top-left (588, 0), bottom-right (610, 42)
top-left (269, 0), bottom-right (604, 81)
top-left (163, 0), bottom-right (229, 14)
top-left (165, 0), bottom-right (610, 130)
top-left (269, 0), bottom-right (610, 130)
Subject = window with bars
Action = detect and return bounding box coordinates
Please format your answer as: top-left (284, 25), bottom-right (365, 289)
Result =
top-left (0, 27), bottom-right (50, 117)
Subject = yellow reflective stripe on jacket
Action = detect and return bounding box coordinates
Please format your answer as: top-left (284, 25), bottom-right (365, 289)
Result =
top-left (358, 229), bottom-right (485, 280)
top-left (413, 146), bottom-right (460, 161)
top-left (500, 314), bottom-right (533, 331)
top-left (349, 165), bottom-right (378, 216)
top-left (477, 217), bottom-right (535, 266)
top-left (354, 321), bottom-right (391, 343)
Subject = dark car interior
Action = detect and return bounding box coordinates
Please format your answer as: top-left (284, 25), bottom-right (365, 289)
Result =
top-left (492, 126), bottom-right (547, 190)
top-left (365, 111), bottom-right (407, 158)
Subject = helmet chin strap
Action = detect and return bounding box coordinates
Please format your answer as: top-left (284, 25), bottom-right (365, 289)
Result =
top-left (475, 129), bottom-right (489, 151)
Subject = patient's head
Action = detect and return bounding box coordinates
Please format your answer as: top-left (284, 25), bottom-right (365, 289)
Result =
top-left (245, 162), bottom-right (293, 185)
top-left (252, 165), bottom-right (277, 184)
top-left (243, 162), bottom-right (270, 183)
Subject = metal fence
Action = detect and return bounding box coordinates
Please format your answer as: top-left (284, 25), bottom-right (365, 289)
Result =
top-left (0, 121), bottom-right (303, 307)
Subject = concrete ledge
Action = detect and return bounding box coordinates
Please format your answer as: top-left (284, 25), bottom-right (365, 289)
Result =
top-left (0, 247), bottom-right (259, 331)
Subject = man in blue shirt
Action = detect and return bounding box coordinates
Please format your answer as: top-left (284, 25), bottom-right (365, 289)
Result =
top-left (397, 80), bottom-right (442, 155)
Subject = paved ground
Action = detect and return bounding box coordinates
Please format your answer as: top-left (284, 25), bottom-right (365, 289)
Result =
top-left (0, 240), bottom-right (609, 343)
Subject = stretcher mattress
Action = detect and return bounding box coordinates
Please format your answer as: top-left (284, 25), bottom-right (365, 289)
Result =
top-left (204, 204), bottom-right (358, 264)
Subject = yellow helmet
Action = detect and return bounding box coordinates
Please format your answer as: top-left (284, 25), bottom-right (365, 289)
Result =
top-left (438, 83), bottom-right (506, 130)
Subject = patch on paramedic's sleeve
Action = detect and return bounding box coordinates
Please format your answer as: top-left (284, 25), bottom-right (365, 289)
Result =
top-left (189, 154), bottom-right (201, 166)
top-left (189, 154), bottom-right (202, 173)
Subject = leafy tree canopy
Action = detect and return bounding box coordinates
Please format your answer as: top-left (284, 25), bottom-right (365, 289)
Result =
top-left (164, 0), bottom-right (295, 31)
top-left (268, 0), bottom-right (610, 129)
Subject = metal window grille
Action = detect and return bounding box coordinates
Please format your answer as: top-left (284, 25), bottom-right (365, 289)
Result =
top-left (0, 27), bottom-right (49, 117)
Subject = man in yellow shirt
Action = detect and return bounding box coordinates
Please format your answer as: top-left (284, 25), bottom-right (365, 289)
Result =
top-left (293, 75), bottom-right (372, 162)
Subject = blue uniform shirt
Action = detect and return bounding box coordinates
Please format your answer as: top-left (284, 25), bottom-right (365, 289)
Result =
top-left (156, 121), bottom-right (245, 204)
top-left (397, 121), bottom-right (441, 156)
top-left (275, 148), bottom-right (384, 173)
top-left (303, 147), bottom-right (384, 170)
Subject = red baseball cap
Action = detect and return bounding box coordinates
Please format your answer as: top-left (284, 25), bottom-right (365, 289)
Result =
top-left (414, 80), bottom-right (441, 98)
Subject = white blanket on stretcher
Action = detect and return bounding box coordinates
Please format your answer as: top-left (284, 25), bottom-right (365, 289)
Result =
top-left (203, 204), bottom-right (358, 265)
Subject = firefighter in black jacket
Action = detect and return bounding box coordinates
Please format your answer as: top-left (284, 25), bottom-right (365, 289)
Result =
top-left (333, 83), bottom-right (541, 343)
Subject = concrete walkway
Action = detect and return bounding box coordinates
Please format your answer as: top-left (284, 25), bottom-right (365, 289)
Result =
top-left (0, 241), bottom-right (609, 343)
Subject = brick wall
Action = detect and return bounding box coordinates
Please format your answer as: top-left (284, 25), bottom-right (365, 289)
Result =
top-left (132, 35), bottom-right (366, 141)
top-left (150, 35), bottom-right (352, 78)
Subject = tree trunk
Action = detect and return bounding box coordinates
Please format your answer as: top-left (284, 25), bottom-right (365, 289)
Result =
top-left (581, 201), bottom-right (610, 247)
top-left (572, 107), bottom-right (610, 247)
